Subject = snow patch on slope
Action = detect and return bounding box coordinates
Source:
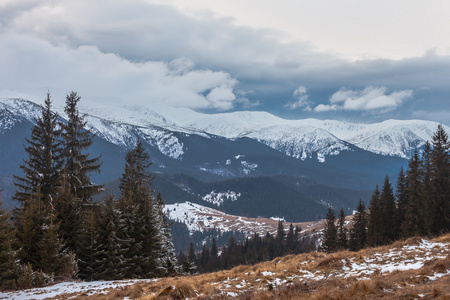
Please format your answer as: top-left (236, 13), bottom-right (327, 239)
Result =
top-left (202, 190), bottom-right (241, 207)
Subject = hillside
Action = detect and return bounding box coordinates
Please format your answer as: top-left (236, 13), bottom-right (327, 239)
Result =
top-left (2, 234), bottom-right (449, 299)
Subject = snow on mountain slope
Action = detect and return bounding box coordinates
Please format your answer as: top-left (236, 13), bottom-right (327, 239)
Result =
top-left (202, 190), bottom-right (241, 207)
top-left (1, 97), bottom-right (447, 161)
top-left (0, 98), bottom-right (42, 130)
top-left (165, 202), bottom-right (285, 236)
top-left (177, 111), bottom-right (447, 160)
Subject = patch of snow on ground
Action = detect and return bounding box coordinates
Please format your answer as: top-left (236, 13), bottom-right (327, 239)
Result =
top-left (0, 279), bottom-right (154, 300)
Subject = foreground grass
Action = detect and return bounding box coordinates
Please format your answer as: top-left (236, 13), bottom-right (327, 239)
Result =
top-left (4, 234), bottom-right (449, 299)
top-left (66, 234), bottom-right (450, 300)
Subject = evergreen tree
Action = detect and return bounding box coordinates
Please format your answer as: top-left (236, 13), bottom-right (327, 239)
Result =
top-left (349, 199), bottom-right (367, 251)
top-left (379, 175), bottom-right (396, 244)
top-left (91, 194), bottom-right (125, 281)
top-left (15, 190), bottom-right (46, 271)
top-left (402, 149), bottom-right (427, 237)
top-left (394, 167), bottom-right (408, 239)
top-left (13, 93), bottom-right (63, 205)
top-left (58, 92), bottom-right (102, 259)
top-left (321, 207), bottom-right (337, 253)
top-left (38, 198), bottom-right (64, 276)
top-left (0, 199), bottom-right (19, 291)
top-left (286, 223), bottom-right (295, 253)
top-left (117, 140), bottom-right (161, 278)
top-left (421, 141), bottom-right (433, 234)
top-left (367, 186), bottom-right (382, 247)
top-left (154, 193), bottom-right (178, 276)
top-left (430, 124), bottom-right (450, 235)
top-left (185, 243), bottom-right (197, 274)
top-left (337, 208), bottom-right (348, 250)
top-left (60, 91), bottom-right (102, 203)
top-left (77, 204), bottom-right (99, 281)
top-left (208, 238), bottom-right (219, 271)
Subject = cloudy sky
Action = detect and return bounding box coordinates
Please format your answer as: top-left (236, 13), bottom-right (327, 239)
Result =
top-left (1, 0), bottom-right (450, 124)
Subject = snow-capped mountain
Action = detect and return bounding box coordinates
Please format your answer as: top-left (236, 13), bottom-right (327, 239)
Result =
top-left (1, 96), bottom-right (447, 207)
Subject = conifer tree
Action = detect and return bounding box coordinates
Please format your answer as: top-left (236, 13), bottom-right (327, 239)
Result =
top-left (286, 223), bottom-right (295, 253)
top-left (60, 91), bottom-right (102, 203)
top-left (322, 207), bottom-right (337, 253)
top-left (118, 140), bottom-right (161, 278)
top-left (380, 176), bottom-right (396, 244)
top-left (77, 204), bottom-right (99, 281)
top-left (58, 92), bottom-right (102, 257)
top-left (0, 199), bottom-right (19, 291)
top-left (13, 93), bottom-right (63, 205)
top-left (154, 193), bottom-right (178, 276)
top-left (208, 238), bottom-right (219, 271)
top-left (16, 190), bottom-right (46, 271)
top-left (337, 208), bottom-right (348, 250)
top-left (92, 194), bottom-right (125, 280)
top-left (430, 124), bottom-right (450, 235)
top-left (367, 186), bottom-right (382, 247)
top-left (421, 141), bottom-right (433, 234)
top-left (394, 167), bottom-right (408, 239)
top-left (38, 199), bottom-right (64, 276)
top-left (402, 149), bottom-right (427, 237)
top-left (349, 199), bottom-right (367, 251)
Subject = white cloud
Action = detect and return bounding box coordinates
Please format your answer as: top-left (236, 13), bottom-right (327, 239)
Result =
top-left (0, 33), bottom-right (240, 110)
top-left (285, 86), bottom-right (312, 111)
top-left (314, 86), bottom-right (413, 113)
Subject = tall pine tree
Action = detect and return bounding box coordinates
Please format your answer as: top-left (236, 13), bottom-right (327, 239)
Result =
top-left (402, 149), bottom-right (427, 237)
top-left (321, 207), bottom-right (337, 253)
top-left (430, 124), bottom-right (450, 235)
top-left (394, 167), bottom-right (408, 239)
top-left (14, 92), bottom-right (63, 206)
top-left (60, 91), bottom-right (102, 203)
top-left (349, 199), bottom-right (367, 251)
top-left (367, 186), bottom-right (382, 247)
top-left (337, 208), bottom-right (348, 250)
top-left (380, 176), bottom-right (396, 244)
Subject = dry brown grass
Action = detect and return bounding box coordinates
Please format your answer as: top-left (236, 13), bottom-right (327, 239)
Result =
top-left (65, 234), bottom-right (450, 299)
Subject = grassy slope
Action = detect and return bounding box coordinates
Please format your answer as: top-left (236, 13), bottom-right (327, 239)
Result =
top-left (67, 234), bottom-right (450, 300)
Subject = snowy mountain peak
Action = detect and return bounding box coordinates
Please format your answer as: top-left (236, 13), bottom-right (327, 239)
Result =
top-left (1, 97), bottom-right (448, 161)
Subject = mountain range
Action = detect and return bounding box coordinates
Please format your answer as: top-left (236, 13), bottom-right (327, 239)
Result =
top-left (0, 96), bottom-right (447, 222)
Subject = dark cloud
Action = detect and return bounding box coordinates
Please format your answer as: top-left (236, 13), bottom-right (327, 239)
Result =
top-left (1, 0), bottom-right (449, 125)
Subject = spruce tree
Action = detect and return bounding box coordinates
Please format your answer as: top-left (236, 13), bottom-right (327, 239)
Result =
top-left (430, 124), bottom-right (450, 235)
top-left (321, 207), bottom-right (337, 253)
top-left (394, 167), bottom-right (408, 239)
top-left (349, 199), bottom-right (367, 251)
top-left (15, 190), bottom-right (46, 271)
top-left (154, 193), bottom-right (178, 276)
top-left (58, 92), bottom-right (102, 256)
top-left (60, 91), bottom-right (102, 203)
top-left (367, 186), bottom-right (382, 247)
top-left (92, 194), bottom-right (125, 280)
top-left (118, 140), bottom-right (160, 278)
top-left (286, 223), bottom-right (295, 253)
top-left (421, 141), bottom-right (433, 234)
top-left (13, 93), bottom-right (63, 205)
top-left (77, 204), bottom-right (99, 281)
top-left (337, 208), bottom-right (348, 250)
top-left (402, 149), bottom-right (427, 237)
top-left (0, 199), bottom-right (19, 291)
top-left (380, 176), bottom-right (396, 244)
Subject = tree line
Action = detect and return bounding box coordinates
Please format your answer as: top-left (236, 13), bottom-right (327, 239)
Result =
top-left (177, 221), bottom-right (318, 274)
top-left (322, 124), bottom-right (450, 253)
top-left (0, 92), bottom-right (177, 290)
